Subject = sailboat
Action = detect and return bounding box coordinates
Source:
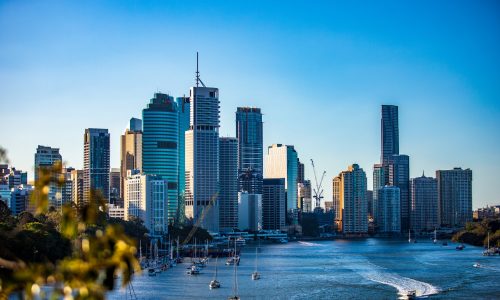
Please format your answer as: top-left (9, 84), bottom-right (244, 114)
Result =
top-left (483, 232), bottom-right (492, 256)
top-left (209, 257), bottom-right (221, 289)
top-left (148, 240), bottom-right (156, 277)
top-left (408, 229), bottom-right (411, 243)
top-left (228, 239), bottom-right (240, 300)
top-left (433, 229), bottom-right (437, 244)
top-left (252, 247), bottom-right (260, 280)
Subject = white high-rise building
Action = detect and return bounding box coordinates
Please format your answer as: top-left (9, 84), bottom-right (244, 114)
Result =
top-left (124, 170), bottom-right (168, 235)
top-left (410, 174), bottom-right (438, 232)
top-left (338, 164), bottom-right (368, 234)
top-left (184, 68), bottom-right (220, 232)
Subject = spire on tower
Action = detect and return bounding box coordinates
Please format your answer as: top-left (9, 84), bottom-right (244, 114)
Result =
top-left (195, 52), bottom-right (206, 88)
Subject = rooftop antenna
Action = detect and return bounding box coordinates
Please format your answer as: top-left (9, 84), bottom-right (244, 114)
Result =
top-left (195, 52), bottom-right (206, 88)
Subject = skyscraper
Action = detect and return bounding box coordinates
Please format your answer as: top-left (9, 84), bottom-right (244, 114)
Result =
top-left (176, 96), bottom-right (190, 223)
top-left (236, 107), bottom-right (263, 194)
top-left (338, 164), bottom-right (368, 234)
top-left (219, 137), bottom-right (238, 232)
top-left (436, 168), bottom-right (472, 228)
top-left (381, 105), bottom-right (399, 163)
top-left (83, 128), bottom-right (110, 203)
top-left (70, 169), bottom-right (83, 208)
top-left (372, 163), bottom-right (385, 225)
top-left (298, 180), bottom-right (312, 212)
top-left (109, 168), bottom-right (121, 205)
top-left (332, 175), bottom-right (342, 231)
top-left (120, 118), bottom-right (142, 199)
top-left (410, 174), bottom-right (438, 232)
top-left (377, 186), bottom-right (401, 234)
top-left (264, 144), bottom-right (299, 218)
top-left (34, 145), bottom-right (62, 208)
top-left (142, 93), bottom-right (179, 224)
top-left (185, 62), bottom-right (220, 232)
top-left (262, 178), bottom-right (286, 231)
top-left (238, 191), bottom-right (262, 231)
top-left (388, 154), bottom-right (410, 232)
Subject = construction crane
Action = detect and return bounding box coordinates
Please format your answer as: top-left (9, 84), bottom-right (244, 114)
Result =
top-left (310, 159), bottom-right (326, 211)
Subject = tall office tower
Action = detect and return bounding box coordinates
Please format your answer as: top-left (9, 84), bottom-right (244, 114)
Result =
top-left (238, 191), bottom-right (262, 231)
top-left (264, 144), bottom-right (299, 217)
top-left (377, 186), bottom-right (401, 234)
top-left (297, 161), bottom-right (305, 184)
top-left (34, 145), bottom-right (62, 181)
top-left (130, 117), bottom-right (142, 132)
top-left (388, 154), bottom-right (410, 232)
top-left (262, 178), bottom-right (286, 231)
top-left (176, 96), bottom-right (190, 223)
top-left (410, 174), bottom-right (438, 232)
top-left (372, 163), bottom-right (385, 225)
top-left (436, 168), bottom-right (472, 228)
top-left (109, 168), bottom-right (121, 206)
top-left (83, 129), bottom-right (110, 203)
top-left (120, 118), bottom-right (142, 199)
top-left (338, 164), bottom-right (368, 234)
top-left (124, 170), bottom-right (168, 236)
top-left (35, 146), bottom-right (62, 208)
top-left (219, 137), bottom-right (239, 232)
top-left (185, 60), bottom-right (220, 233)
top-left (142, 93), bottom-right (179, 224)
top-left (236, 107), bottom-right (263, 194)
top-left (298, 180), bottom-right (312, 212)
top-left (381, 105), bottom-right (399, 163)
top-left (71, 169), bottom-right (84, 208)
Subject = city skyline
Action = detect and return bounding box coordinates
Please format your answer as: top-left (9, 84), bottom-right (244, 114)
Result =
top-left (1, 1), bottom-right (499, 209)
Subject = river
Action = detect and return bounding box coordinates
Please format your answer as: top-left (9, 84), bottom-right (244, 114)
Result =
top-left (108, 238), bottom-right (500, 299)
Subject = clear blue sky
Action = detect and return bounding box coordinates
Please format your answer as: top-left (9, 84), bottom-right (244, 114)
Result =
top-left (1, 0), bottom-right (499, 209)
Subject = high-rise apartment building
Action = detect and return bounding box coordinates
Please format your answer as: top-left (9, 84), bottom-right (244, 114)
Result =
top-left (10, 185), bottom-right (33, 215)
top-left (120, 118), bottom-right (142, 199)
top-left (109, 168), bottom-right (121, 206)
top-left (332, 175), bottom-right (342, 231)
top-left (338, 164), bottom-right (368, 234)
top-left (142, 93), bottom-right (179, 224)
top-left (176, 96), bottom-right (190, 223)
top-left (381, 105), bottom-right (399, 163)
top-left (34, 145), bottom-right (62, 208)
top-left (71, 169), bottom-right (84, 208)
top-left (219, 137), bottom-right (238, 232)
top-left (61, 167), bottom-right (74, 209)
top-left (236, 107), bottom-right (263, 194)
top-left (436, 168), bottom-right (472, 228)
top-left (83, 128), bottom-right (110, 203)
top-left (410, 174), bottom-right (438, 232)
top-left (388, 154), bottom-right (410, 232)
top-left (262, 178), bottom-right (286, 231)
top-left (372, 163), bottom-right (385, 225)
top-left (264, 144), bottom-right (299, 217)
top-left (124, 170), bottom-right (168, 235)
top-left (377, 186), bottom-right (401, 234)
top-left (185, 76), bottom-right (220, 232)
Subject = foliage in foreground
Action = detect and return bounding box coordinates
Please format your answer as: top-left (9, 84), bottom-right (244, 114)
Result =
top-left (0, 161), bottom-right (141, 299)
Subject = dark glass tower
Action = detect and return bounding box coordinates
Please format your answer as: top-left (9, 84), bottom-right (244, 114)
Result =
top-left (83, 128), bottom-right (110, 203)
top-left (381, 105), bottom-right (399, 163)
top-left (388, 154), bottom-right (410, 232)
top-left (142, 93), bottom-right (179, 224)
top-left (236, 107), bottom-right (263, 194)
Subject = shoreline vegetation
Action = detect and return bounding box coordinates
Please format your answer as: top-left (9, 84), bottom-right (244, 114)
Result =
top-left (452, 218), bottom-right (500, 247)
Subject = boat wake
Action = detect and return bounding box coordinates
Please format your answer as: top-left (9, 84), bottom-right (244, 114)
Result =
top-left (298, 241), bottom-right (322, 247)
top-left (353, 260), bottom-right (439, 298)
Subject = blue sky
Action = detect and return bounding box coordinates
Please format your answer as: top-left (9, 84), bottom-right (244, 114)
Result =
top-left (1, 0), bottom-right (499, 209)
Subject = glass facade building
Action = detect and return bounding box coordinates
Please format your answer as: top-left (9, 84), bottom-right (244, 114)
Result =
top-left (176, 96), bottom-right (190, 223)
top-left (219, 137), bottom-right (238, 232)
top-left (83, 128), bottom-right (110, 203)
top-left (381, 105), bottom-right (399, 163)
top-left (142, 93), bottom-right (179, 224)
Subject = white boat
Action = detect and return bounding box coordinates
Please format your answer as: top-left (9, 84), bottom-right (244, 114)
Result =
top-left (209, 257), bottom-right (221, 289)
top-left (187, 265), bottom-right (200, 275)
top-left (408, 229), bottom-right (411, 243)
top-left (483, 232), bottom-right (492, 256)
top-left (433, 229), bottom-right (437, 244)
top-left (251, 247), bottom-right (260, 280)
top-left (473, 263), bottom-right (481, 268)
top-left (228, 239), bottom-right (240, 300)
top-left (406, 290), bottom-right (416, 300)
top-left (226, 255), bottom-right (240, 265)
top-left (278, 238), bottom-right (288, 244)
